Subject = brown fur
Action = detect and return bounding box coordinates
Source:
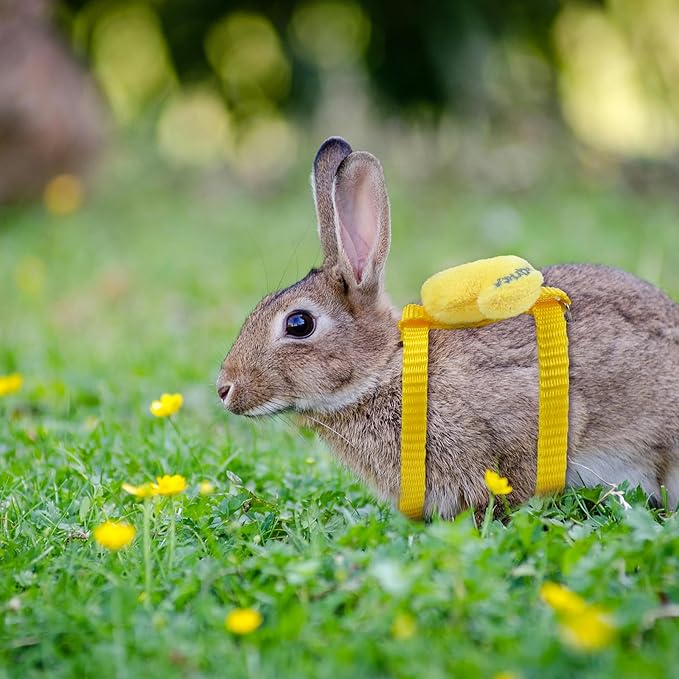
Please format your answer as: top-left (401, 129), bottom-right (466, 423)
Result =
top-left (217, 138), bottom-right (679, 519)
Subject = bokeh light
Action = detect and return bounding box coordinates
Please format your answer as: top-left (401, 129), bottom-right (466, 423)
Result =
top-left (554, 2), bottom-right (679, 156)
top-left (205, 12), bottom-right (290, 108)
top-left (290, 1), bottom-right (370, 69)
top-left (43, 174), bottom-right (85, 215)
top-left (157, 88), bottom-right (233, 167)
top-left (232, 113), bottom-right (298, 183)
top-left (90, 3), bottom-right (176, 123)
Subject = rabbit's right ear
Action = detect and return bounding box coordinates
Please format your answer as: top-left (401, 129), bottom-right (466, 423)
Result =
top-left (332, 151), bottom-right (390, 291)
top-left (312, 136), bottom-right (352, 265)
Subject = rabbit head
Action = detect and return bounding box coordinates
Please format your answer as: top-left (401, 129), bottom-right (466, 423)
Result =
top-left (217, 138), bottom-right (400, 417)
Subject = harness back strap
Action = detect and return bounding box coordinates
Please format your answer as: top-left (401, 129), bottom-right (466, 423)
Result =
top-left (398, 287), bottom-right (571, 520)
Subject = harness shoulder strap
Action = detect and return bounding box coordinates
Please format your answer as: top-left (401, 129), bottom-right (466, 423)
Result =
top-left (398, 288), bottom-right (570, 520)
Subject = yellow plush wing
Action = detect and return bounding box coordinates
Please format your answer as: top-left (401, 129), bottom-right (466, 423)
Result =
top-left (420, 255), bottom-right (544, 326)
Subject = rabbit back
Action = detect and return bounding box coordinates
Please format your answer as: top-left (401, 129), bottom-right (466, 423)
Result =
top-left (303, 263), bottom-right (679, 518)
top-left (420, 263), bottom-right (679, 515)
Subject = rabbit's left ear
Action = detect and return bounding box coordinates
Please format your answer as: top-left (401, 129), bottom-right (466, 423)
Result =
top-left (332, 151), bottom-right (391, 290)
top-left (312, 137), bottom-right (353, 266)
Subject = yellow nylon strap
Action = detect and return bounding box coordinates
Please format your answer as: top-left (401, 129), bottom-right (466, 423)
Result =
top-left (530, 288), bottom-right (571, 494)
top-left (398, 287), bottom-right (571, 520)
top-left (398, 305), bottom-right (430, 520)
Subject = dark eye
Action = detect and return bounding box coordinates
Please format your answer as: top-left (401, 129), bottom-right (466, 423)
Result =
top-left (285, 310), bottom-right (316, 338)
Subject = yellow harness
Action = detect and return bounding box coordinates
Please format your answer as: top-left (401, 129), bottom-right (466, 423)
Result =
top-left (398, 256), bottom-right (571, 520)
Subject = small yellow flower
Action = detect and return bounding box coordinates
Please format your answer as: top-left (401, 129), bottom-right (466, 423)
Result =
top-left (559, 606), bottom-right (615, 651)
top-left (225, 608), bottom-right (262, 635)
top-left (484, 469), bottom-right (513, 495)
top-left (94, 521), bottom-right (136, 550)
top-left (492, 673), bottom-right (521, 679)
top-left (540, 582), bottom-right (587, 615)
top-left (155, 474), bottom-right (187, 496)
top-left (0, 373), bottom-right (23, 397)
top-left (122, 482), bottom-right (159, 498)
top-left (149, 393), bottom-right (183, 417)
top-left (198, 480), bottom-right (215, 495)
top-left (540, 582), bottom-right (616, 652)
top-left (391, 612), bottom-right (417, 640)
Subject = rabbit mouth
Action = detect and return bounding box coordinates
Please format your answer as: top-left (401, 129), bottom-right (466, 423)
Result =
top-left (217, 372), bottom-right (293, 417)
top-left (240, 398), bottom-right (293, 418)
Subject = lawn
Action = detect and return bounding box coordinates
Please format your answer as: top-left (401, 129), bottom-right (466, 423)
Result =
top-left (1, 146), bottom-right (679, 679)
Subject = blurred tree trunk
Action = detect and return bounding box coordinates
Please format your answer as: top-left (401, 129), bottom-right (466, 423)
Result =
top-left (0, 0), bottom-right (106, 204)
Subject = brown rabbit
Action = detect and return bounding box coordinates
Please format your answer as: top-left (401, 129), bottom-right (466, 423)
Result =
top-left (217, 137), bottom-right (679, 519)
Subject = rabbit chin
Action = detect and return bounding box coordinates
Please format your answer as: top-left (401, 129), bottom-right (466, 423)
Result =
top-left (294, 377), bottom-right (381, 414)
top-left (241, 380), bottom-right (378, 417)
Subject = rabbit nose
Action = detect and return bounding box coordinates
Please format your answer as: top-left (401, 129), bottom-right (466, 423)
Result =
top-left (217, 383), bottom-right (232, 402)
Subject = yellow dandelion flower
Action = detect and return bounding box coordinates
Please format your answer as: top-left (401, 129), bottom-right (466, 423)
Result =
top-left (198, 480), bottom-right (215, 495)
top-left (559, 606), bottom-right (616, 652)
top-left (484, 469), bottom-right (513, 495)
top-left (391, 612), bottom-right (417, 640)
top-left (225, 608), bottom-right (262, 635)
top-left (0, 373), bottom-right (23, 397)
top-left (94, 521), bottom-right (136, 550)
top-left (155, 474), bottom-right (187, 496)
top-left (122, 482), bottom-right (159, 498)
top-left (540, 582), bottom-right (616, 652)
top-left (150, 392), bottom-right (183, 417)
top-left (43, 174), bottom-right (84, 216)
top-left (540, 582), bottom-right (587, 616)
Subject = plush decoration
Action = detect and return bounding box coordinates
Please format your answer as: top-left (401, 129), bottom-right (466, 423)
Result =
top-left (420, 255), bottom-right (544, 326)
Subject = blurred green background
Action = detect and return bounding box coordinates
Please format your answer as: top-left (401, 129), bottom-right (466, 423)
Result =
top-left (51, 0), bottom-right (679, 165)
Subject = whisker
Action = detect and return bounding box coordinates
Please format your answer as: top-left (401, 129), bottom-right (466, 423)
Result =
top-left (221, 393), bottom-right (359, 454)
top-left (252, 241), bottom-right (270, 296)
top-left (259, 398), bottom-right (289, 418)
top-left (275, 413), bottom-right (310, 446)
top-left (276, 224), bottom-right (311, 291)
top-left (304, 414), bottom-right (358, 451)
top-left (570, 460), bottom-right (619, 488)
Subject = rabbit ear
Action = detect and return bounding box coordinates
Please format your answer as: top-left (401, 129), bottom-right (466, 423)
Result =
top-left (312, 137), bottom-right (353, 265)
top-left (332, 151), bottom-right (391, 288)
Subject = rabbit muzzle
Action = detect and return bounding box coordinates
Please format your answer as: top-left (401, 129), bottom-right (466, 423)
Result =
top-left (216, 364), bottom-right (289, 417)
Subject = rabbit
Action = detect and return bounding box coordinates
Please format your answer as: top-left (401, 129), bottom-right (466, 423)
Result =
top-left (216, 136), bottom-right (679, 519)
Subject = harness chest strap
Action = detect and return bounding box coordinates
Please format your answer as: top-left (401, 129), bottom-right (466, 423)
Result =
top-left (398, 287), bottom-right (571, 521)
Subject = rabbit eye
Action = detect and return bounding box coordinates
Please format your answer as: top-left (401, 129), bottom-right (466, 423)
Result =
top-left (285, 310), bottom-right (316, 338)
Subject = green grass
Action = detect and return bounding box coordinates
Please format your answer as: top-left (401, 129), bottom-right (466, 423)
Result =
top-left (1, 148), bottom-right (679, 678)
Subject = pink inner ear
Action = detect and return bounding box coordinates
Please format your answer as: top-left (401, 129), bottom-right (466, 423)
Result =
top-left (335, 171), bottom-right (379, 282)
